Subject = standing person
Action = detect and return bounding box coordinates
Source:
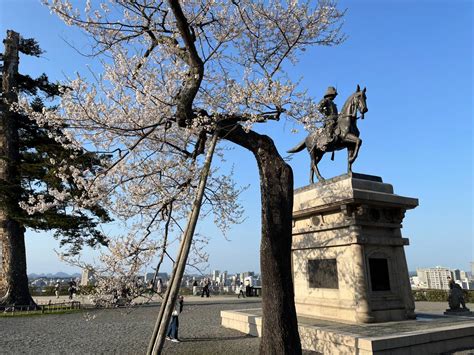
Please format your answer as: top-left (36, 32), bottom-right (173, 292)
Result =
top-left (245, 283), bottom-right (251, 297)
top-left (201, 279), bottom-right (210, 298)
top-left (68, 278), bottom-right (77, 300)
top-left (238, 282), bottom-right (245, 299)
top-left (54, 280), bottom-right (61, 299)
top-left (192, 280), bottom-right (198, 296)
top-left (166, 296), bottom-right (184, 343)
top-left (156, 278), bottom-right (163, 295)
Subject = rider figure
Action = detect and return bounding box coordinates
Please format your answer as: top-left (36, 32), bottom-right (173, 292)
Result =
top-left (318, 86), bottom-right (339, 142)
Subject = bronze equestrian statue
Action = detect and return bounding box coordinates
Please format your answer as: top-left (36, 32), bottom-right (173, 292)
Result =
top-left (288, 85), bottom-right (368, 183)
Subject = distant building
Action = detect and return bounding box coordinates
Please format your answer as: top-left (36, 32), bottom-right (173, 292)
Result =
top-left (156, 272), bottom-right (168, 282)
top-left (212, 270), bottom-right (220, 282)
top-left (144, 272), bottom-right (168, 285)
top-left (416, 266), bottom-right (472, 290)
top-left (410, 276), bottom-right (421, 289)
top-left (416, 267), bottom-right (451, 290)
top-left (81, 268), bottom-right (96, 286)
top-left (452, 269), bottom-right (461, 281)
top-left (144, 273), bottom-right (154, 283)
top-left (253, 276), bottom-right (262, 287)
top-left (220, 271), bottom-right (228, 285)
top-left (31, 279), bottom-right (47, 288)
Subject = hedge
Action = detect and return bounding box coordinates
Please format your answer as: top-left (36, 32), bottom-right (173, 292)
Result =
top-left (412, 289), bottom-right (474, 303)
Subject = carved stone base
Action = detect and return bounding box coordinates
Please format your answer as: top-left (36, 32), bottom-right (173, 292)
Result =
top-left (292, 173), bottom-right (417, 323)
top-left (221, 308), bottom-right (474, 354)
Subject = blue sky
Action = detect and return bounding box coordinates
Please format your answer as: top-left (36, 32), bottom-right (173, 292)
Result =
top-left (1, 0), bottom-right (472, 275)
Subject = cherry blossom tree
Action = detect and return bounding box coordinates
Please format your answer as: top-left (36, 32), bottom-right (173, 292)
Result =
top-left (42, 0), bottom-right (345, 353)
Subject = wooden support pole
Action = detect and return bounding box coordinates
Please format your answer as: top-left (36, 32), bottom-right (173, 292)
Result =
top-left (147, 131), bottom-right (219, 354)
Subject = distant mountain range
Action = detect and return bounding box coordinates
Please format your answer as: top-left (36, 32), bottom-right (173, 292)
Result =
top-left (28, 272), bottom-right (81, 279)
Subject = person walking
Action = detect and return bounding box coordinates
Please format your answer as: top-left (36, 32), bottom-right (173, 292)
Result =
top-left (156, 278), bottom-right (163, 295)
top-left (166, 296), bottom-right (184, 343)
top-left (201, 279), bottom-right (210, 298)
top-left (68, 279), bottom-right (77, 300)
top-left (54, 280), bottom-right (61, 299)
top-left (192, 280), bottom-right (198, 296)
top-left (237, 282), bottom-right (246, 299)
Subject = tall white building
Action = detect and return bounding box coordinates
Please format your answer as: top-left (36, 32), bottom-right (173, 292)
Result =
top-left (416, 267), bottom-right (452, 290)
top-left (452, 269), bottom-right (461, 281)
top-left (220, 271), bottom-right (228, 285)
top-left (81, 268), bottom-right (96, 286)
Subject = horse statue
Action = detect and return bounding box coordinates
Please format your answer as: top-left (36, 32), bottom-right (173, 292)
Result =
top-left (288, 85), bottom-right (368, 183)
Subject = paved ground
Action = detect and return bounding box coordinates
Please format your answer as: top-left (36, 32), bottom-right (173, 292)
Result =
top-left (2, 297), bottom-right (260, 355)
top-left (0, 298), bottom-right (473, 354)
top-left (415, 301), bottom-right (474, 315)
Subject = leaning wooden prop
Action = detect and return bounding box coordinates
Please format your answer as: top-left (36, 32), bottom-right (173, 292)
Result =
top-left (288, 85), bottom-right (368, 183)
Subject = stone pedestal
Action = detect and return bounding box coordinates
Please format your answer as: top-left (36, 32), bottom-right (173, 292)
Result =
top-left (444, 309), bottom-right (474, 316)
top-left (292, 173), bottom-right (417, 323)
top-left (221, 309), bottom-right (474, 354)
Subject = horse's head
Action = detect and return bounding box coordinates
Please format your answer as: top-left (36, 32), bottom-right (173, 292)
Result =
top-left (340, 85), bottom-right (368, 120)
top-left (355, 84), bottom-right (368, 119)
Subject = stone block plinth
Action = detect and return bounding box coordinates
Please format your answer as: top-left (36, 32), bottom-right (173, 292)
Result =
top-left (221, 308), bottom-right (474, 354)
top-left (292, 173), bottom-right (417, 323)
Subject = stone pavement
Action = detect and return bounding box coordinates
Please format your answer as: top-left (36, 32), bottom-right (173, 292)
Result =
top-left (1, 298), bottom-right (472, 354)
top-left (1, 296), bottom-right (264, 355)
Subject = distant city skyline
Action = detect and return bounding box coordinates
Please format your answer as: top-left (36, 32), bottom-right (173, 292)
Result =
top-left (27, 262), bottom-right (474, 279)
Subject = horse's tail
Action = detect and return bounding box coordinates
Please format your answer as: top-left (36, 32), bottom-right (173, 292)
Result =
top-left (287, 139), bottom-right (306, 153)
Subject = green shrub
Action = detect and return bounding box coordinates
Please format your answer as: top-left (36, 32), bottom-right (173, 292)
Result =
top-left (412, 289), bottom-right (474, 302)
top-left (464, 290), bottom-right (474, 303)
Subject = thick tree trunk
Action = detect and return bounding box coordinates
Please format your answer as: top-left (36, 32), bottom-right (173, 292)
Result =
top-left (0, 30), bottom-right (35, 307)
top-left (221, 124), bottom-right (302, 354)
top-left (0, 219), bottom-right (32, 306)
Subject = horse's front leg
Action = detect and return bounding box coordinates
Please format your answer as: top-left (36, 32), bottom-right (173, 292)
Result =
top-left (350, 137), bottom-right (362, 163)
top-left (313, 162), bottom-right (325, 182)
top-left (347, 147), bottom-right (354, 173)
top-left (343, 134), bottom-right (362, 163)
